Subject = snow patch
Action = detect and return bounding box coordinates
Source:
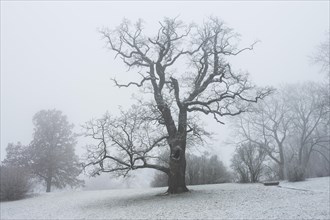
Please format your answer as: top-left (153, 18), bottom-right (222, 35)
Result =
top-left (1, 177), bottom-right (329, 219)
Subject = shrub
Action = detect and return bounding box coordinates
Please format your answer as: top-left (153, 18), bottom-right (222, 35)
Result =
top-left (150, 171), bottom-right (168, 188)
top-left (151, 153), bottom-right (231, 187)
top-left (287, 165), bottom-right (305, 182)
top-left (0, 165), bottom-right (31, 201)
top-left (231, 143), bottom-right (267, 183)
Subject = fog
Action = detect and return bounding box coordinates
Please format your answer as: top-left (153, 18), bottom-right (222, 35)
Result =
top-left (1, 1), bottom-right (328, 189)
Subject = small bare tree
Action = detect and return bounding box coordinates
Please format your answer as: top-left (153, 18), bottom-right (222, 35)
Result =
top-left (86, 17), bottom-right (271, 193)
top-left (231, 142), bottom-right (267, 183)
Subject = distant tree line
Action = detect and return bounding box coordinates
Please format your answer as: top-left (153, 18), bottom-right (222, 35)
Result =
top-left (230, 81), bottom-right (330, 183)
top-left (151, 153), bottom-right (232, 187)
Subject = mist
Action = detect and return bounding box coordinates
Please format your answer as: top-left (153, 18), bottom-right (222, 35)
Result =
top-left (1, 1), bottom-right (328, 192)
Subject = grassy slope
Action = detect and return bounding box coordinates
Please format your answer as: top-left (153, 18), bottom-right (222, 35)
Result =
top-left (1, 177), bottom-right (329, 219)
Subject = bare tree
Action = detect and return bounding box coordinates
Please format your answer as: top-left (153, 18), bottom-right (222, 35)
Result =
top-left (234, 92), bottom-right (291, 180)
top-left (286, 82), bottom-right (330, 179)
top-left (89, 17), bottom-right (271, 193)
top-left (231, 142), bottom-right (267, 183)
top-left (311, 31), bottom-right (330, 78)
top-left (233, 82), bottom-right (330, 181)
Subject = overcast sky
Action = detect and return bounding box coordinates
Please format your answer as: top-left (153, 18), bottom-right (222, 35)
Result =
top-left (1, 1), bottom-right (329, 168)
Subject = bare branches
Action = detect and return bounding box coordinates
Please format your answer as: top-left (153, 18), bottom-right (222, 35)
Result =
top-left (223, 41), bottom-right (260, 56)
top-left (83, 106), bottom-right (170, 177)
top-left (112, 74), bottom-right (152, 88)
top-left (310, 31), bottom-right (330, 77)
top-left (100, 17), bottom-right (272, 129)
top-left (149, 17), bottom-right (195, 67)
top-left (286, 82), bottom-right (330, 167)
top-left (231, 82), bottom-right (330, 179)
top-left (93, 17), bottom-right (275, 184)
top-left (99, 19), bottom-right (152, 70)
top-left (185, 83), bottom-right (272, 125)
top-left (179, 19), bottom-right (272, 124)
top-left (231, 142), bottom-right (267, 183)
top-left (233, 94), bottom-right (289, 168)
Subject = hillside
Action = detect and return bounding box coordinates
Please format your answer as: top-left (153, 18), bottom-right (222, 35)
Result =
top-left (1, 177), bottom-right (329, 219)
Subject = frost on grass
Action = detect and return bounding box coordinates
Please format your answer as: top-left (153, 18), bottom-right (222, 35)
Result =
top-left (1, 177), bottom-right (329, 219)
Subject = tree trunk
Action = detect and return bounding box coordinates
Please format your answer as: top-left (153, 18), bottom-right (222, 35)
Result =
top-left (279, 163), bottom-right (285, 180)
top-left (46, 177), bottom-right (52, 193)
top-left (167, 149), bottom-right (189, 194)
top-left (278, 144), bottom-right (285, 180)
top-left (166, 109), bottom-right (189, 194)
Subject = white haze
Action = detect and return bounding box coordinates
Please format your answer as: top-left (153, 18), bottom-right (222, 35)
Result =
top-left (1, 1), bottom-right (328, 188)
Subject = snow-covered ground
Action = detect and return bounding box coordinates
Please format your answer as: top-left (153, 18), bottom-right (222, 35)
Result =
top-left (1, 177), bottom-right (329, 219)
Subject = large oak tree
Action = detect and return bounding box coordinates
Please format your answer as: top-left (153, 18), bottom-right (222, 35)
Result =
top-left (85, 17), bottom-right (271, 193)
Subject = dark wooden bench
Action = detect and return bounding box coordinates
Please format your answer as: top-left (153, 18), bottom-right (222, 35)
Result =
top-left (263, 181), bottom-right (280, 186)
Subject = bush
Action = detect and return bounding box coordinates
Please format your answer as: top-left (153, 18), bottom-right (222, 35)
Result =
top-left (231, 143), bottom-right (266, 183)
top-left (186, 154), bottom-right (231, 185)
top-left (263, 162), bottom-right (281, 181)
top-left (0, 165), bottom-right (31, 201)
top-left (150, 171), bottom-right (168, 188)
top-left (151, 153), bottom-right (231, 187)
top-left (287, 165), bottom-right (305, 182)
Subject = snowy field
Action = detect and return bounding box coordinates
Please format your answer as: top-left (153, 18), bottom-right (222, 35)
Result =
top-left (1, 177), bottom-right (329, 219)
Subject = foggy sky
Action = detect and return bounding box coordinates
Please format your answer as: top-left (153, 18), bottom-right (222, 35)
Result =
top-left (1, 1), bottom-right (329, 167)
